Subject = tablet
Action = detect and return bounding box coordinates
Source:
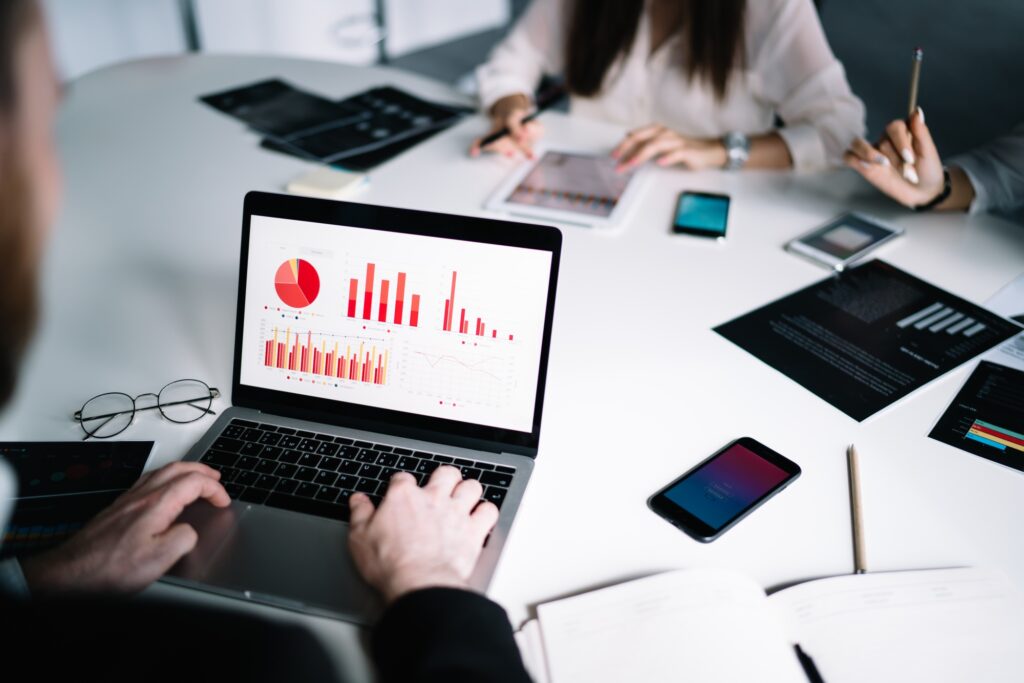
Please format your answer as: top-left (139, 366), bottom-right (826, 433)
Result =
top-left (785, 212), bottom-right (904, 271)
top-left (485, 150), bottom-right (643, 229)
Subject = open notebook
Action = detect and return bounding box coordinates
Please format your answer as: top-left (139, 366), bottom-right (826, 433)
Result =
top-left (515, 567), bottom-right (1024, 683)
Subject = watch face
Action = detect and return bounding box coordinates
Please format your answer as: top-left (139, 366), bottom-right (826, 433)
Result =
top-left (725, 133), bottom-right (749, 168)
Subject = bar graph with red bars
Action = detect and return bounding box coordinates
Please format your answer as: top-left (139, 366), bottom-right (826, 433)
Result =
top-left (347, 262), bottom-right (421, 328)
top-left (441, 270), bottom-right (513, 341)
top-left (263, 327), bottom-right (389, 386)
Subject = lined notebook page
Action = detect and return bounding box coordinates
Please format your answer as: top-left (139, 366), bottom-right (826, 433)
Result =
top-left (771, 567), bottom-right (1024, 683)
top-left (536, 569), bottom-right (806, 683)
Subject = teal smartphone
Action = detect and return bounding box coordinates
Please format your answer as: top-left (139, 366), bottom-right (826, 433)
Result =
top-left (672, 191), bottom-right (730, 239)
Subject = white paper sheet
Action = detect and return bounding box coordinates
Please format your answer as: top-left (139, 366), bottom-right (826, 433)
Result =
top-left (770, 567), bottom-right (1024, 683)
top-left (983, 272), bottom-right (1024, 370)
top-left (535, 569), bottom-right (805, 683)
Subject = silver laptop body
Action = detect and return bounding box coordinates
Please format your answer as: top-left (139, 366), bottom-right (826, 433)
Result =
top-left (164, 192), bottom-right (561, 624)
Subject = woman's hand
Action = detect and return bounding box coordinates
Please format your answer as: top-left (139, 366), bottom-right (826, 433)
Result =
top-left (845, 108), bottom-right (947, 208)
top-left (470, 93), bottom-right (543, 159)
top-left (612, 124), bottom-right (727, 172)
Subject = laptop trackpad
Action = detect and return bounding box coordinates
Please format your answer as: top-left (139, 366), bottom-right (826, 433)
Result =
top-left (173, 501), bottom-right (382, 622)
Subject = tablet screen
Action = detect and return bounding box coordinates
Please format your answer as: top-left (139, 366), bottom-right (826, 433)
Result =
top-left (505, 152), bottom-right (635, 218)
top-left (799, 214), bottom-right (897, 259)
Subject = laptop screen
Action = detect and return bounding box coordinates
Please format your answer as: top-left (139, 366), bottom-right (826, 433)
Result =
top-left (239, 212), bottom-right (555, 436)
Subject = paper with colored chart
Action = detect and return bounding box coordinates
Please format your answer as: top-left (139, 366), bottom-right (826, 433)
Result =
top-left (928, 273), bottom-right (1024, 471)
top-left (928, 361), bottom-right (1024, 472)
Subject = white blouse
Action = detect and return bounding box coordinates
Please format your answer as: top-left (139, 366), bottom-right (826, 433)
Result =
top-left (476, 0), bottom-right (866, 170)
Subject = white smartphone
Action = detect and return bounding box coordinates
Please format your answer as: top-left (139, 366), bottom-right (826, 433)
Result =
top-left (785, 212), bottom-right (905, 271)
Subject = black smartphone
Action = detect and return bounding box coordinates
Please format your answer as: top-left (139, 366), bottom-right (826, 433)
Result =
top-left (648, 437), bottom-right (800, 542)
top-left (671, 191), bottom-right (730, 238)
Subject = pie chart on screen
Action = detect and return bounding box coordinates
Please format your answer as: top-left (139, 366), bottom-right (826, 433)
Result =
top-left (275, 258), bottom-right (320, 308)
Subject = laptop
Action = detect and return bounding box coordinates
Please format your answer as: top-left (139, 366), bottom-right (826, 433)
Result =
top-left (165, 192), bottom-right (561, 623)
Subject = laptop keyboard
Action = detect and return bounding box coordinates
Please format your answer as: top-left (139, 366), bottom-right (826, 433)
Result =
top-left (198, 419), bottom-right (516, 523)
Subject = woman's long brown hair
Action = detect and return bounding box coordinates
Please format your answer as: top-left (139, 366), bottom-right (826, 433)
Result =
top-left (564, 0), bottom-right (747, 101)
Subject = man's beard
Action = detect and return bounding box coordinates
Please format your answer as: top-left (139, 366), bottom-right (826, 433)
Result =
top-left (0, 151), bottom-right (39, 409)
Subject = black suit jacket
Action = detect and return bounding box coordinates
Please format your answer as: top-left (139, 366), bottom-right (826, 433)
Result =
top-left (0, 588), bottom-right (532, 683)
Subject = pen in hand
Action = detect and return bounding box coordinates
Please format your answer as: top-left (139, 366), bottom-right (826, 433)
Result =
top-left (477, 110), bottom-right (542, 149)
top-left (901, 47), bottom-right (924, 184)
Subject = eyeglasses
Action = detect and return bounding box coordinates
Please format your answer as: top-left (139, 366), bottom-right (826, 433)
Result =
top-left (73, 379), bottom-right (221, 440)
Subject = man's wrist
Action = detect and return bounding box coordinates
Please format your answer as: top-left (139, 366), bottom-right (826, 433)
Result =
top-left (383, 570), bottom-right (470, 604)
top-left (20, 546), bottom-right (84, 594)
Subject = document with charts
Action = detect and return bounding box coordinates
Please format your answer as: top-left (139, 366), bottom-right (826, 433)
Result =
top-left (714, 260), bottom-right (1020, 421)
top-left (929, 273), bottom-right (1024, 469)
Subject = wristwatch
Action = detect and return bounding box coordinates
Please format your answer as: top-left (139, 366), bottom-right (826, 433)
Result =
top-left (722, 131), bottom-right (750, 171)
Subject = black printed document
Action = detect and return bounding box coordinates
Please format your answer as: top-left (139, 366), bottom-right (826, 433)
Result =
top-left (714, 260), bottom-right (1022, 421)
top-left (929, 361), bottom-right (1024, 472)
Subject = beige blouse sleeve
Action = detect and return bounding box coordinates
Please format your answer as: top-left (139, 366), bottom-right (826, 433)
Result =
top-left (750, 0), bottom-right (866, 170)
top-left (475, 0), bottom-right (568, 113)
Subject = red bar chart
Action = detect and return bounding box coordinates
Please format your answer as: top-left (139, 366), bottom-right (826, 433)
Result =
top-left (340, 264), bottom-right (513, 340)
top-left (441, 270), bottom-right (513, 340)
top-left (347, 262), bottom-right (422, 328)
top-left (263, 327), bottom-right (389, 385)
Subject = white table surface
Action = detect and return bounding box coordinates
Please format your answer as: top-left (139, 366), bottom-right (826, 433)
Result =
top-left (3, 54), bottom-right (1023, 680)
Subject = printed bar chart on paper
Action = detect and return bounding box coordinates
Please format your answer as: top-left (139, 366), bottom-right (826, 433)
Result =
top-left (896, 301), bottom-right (987, 336)
top-left (930, 361), bottom-right (1024, 472)
top-left (262, 326), bottom-right (389, 385)
top-left (966, 420), bottom-right (1024, 453)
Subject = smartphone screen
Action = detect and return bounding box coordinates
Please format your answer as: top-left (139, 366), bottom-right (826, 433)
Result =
top-left (672, 191), bottom-right (730, 238)
top-left (648, 438), bottom-right (799, 542)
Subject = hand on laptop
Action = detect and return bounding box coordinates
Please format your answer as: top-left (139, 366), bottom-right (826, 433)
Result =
top-left (348, 466), bottom-right (500, 603)
top-left (21, 461), bottom-right (230, 594)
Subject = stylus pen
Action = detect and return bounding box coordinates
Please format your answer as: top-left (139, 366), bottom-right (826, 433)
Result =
top-left (478, 84), bottom-right (566, 148)
top-left (907, 47), bottom-right (924, 119)
top-left (847, 444), bottom-right (867, 574)
top-left (478, 111), bottom-right (542, 148)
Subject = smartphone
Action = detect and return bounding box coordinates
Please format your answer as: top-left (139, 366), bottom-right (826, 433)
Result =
top-left (648, 437), bottom-right (800, 543)
top-left (785, 211), bottom-right (904, 271)
top-left (671, 191), bottom-right (730, 239)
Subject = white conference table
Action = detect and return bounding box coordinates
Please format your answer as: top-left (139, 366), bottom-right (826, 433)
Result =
top-left (3, 54), bottom-right (1023, 680)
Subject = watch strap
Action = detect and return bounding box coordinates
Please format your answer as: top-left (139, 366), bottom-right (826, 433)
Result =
top-left (913, 168), bottom-right (952, 212)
